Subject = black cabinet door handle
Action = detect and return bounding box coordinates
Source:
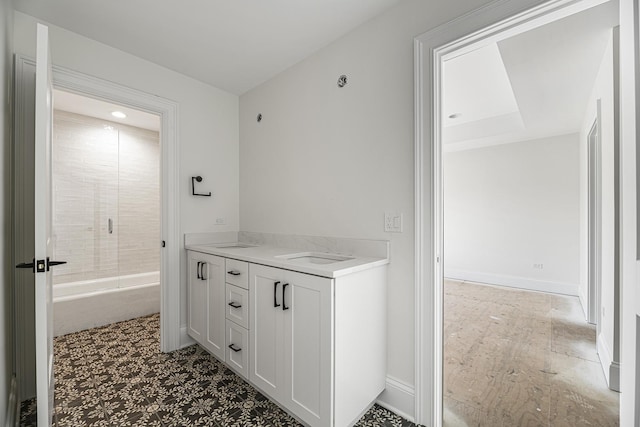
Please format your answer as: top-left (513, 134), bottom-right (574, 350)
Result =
top-left (201, 263), bottom-right (207, 280)
top-left (274, 281), bottom-right (281, 307)
top-left (196, 262), bottom-right (202, 280)
top-left (282, 283), bottom-right (289, 311)
top-left (228, 301), bottom-right (242, 309)
top-left (228, 343), bottom-right (242, 352)
top-left (227, 270), bottom-right (241, 276)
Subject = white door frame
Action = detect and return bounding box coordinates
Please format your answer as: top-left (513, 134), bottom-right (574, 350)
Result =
top-left (414, 0), bottom-right (613, 424)
top-left (14, 55), bottom-right (181, 357)
top-left (587, 112), bottom-right (602, 326)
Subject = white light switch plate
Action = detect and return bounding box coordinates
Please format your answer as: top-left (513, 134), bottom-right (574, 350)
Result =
top-left (384, 212), bottom-right (403, 233)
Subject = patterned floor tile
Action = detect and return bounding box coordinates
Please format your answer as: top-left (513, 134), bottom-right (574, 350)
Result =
top-left (20, 314), bottom-right (416, 427)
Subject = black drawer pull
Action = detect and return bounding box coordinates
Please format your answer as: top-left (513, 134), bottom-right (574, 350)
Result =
top-left (227, 270), bottom-right (241, 276)
top-left (282, 283), bottom-right (289, 311)
top-left (274, 281), bottom-right (281, 307)
top-left (228, 301), bottom-right (242, 309)
top-left (228, 344), bottom-right (242, 352)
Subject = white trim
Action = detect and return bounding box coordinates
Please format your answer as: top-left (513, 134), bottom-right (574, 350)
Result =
top-left (587, 111), bottom-right (602, 325)
top-left (597, 333), bottom-right (620, 391)
top-left (50, 64), bottom-right (181, 353)
top-left (597, 331), bottom-right (613, 386)
top-left (376, 376), bottom-right (415, 423)
top-left (180, 325), bottom-right (196, 348)
top-left (579, 290), bottom-right (589, 320)
top-left (14, 55), bottom-right (181, 354)
top-left (609, 360), bottom-right (621, 392)
top-left (414, 0), bottom-right (614, 425)
top-left (445, 271), bottom-right (580, 296)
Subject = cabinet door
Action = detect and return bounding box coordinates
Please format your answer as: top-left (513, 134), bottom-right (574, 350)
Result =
top-left (204, 254), bottom-right (226, 360)
top-left (187, 251), bottom-right (206, 343)
top-left (282, 271), bottom-right (333, 427)
top-left (249, 264), bottom-right (284, 402)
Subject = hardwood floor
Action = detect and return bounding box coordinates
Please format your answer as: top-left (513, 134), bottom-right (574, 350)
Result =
top-left (444, 279), bottom-right (619, 427)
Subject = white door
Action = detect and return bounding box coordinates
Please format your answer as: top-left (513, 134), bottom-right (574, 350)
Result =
top-left (34, 23), bottom-right (56, 426)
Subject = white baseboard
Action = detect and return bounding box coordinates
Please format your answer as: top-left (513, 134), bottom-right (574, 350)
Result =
top-left (597, 333), bottom-right (613, 386)
top-left (5, 375), bottom-right (18, 427)
top-left (376, 376), bottom-right (415, 422)
top-left (578, 291), bottom-right (588, 320)
top-left (179, 326), bottom-right (196, 349)
top-left (597, 334), bottom-right (621, 392)
top-left (446, 269), bottom-right (579, 296)
top-left (609, 361), bottom-right (620, 392)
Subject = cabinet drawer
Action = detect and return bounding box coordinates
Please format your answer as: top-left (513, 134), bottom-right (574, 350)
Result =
top-left (226, 320), bottom-right (249, 380)
top-left (225, 283), bottom-right (249, 329)
top-left (225, 259), bottom-right (249, 289)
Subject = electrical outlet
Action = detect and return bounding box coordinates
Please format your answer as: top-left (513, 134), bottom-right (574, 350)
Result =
top-left (533, 263), bottom-right (544, 269)
top-left (215, 217), bottom-right (226, 225)
top-left (384, 212), bottom-right (403, 233)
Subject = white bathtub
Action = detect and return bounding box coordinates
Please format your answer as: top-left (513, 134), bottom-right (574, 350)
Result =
top-left (53, 271), bottom-right (160, 337)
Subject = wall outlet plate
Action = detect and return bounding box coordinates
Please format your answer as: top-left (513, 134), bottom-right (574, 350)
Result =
top-left (384, 212), bottom-right (403, 233)
top-left (215, 217), bottom-right (226, 225)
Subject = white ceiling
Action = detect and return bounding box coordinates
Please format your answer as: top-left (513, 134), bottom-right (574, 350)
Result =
top-left (54, 89), bottom-right (161, 131)
top-left (14, 0), bottom-right (403, 95)
top-left (443, 0), bottom-right (619, 151)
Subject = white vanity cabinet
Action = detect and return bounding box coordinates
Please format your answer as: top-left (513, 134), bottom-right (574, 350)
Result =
top-left (249, 263), bottom-right (387, 427)
top-left (224, 258), bottom-right (250, 379)
top-left (187, 251), bottom-right (226, 361)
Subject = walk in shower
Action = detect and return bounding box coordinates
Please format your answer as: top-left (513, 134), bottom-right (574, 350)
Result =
top-left (51, 93), bottom-right (161, 336)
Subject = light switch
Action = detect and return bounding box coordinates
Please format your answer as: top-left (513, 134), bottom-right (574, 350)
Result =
top-left (384, 212), bottom-right (403, 233)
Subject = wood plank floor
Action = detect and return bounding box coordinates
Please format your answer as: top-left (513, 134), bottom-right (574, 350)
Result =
top-left (444, 279), bottom-right (619, 427)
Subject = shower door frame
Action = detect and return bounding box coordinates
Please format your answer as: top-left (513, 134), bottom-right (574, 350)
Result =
top-left (16, 55), bottom-right (181, 354)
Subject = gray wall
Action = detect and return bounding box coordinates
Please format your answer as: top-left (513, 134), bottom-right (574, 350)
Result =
top-left (0, 0), bottom-right (14, 422)
top-left (13, 10), bottom-right (240, 336)
top-left (239, 0), bottom-right (495, 387)
top-left (443, 134), bottom-right (581, 295)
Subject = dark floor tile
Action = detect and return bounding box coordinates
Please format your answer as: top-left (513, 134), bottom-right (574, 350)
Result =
top-left (21, 313), bottom-right (414, 427)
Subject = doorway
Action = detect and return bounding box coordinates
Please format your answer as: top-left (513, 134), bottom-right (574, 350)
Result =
top-left (414, 0), bottom-right (622, 425)
top-left (13, 57), bottom-right (181, 402)
top-left (51, 90), bottom-right (161, 337)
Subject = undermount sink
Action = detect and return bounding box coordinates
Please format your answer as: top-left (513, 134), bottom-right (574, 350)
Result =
top-left (277, 252), bottom-right (354, 265)
top-left (211, 243), bottom-right (256, 249)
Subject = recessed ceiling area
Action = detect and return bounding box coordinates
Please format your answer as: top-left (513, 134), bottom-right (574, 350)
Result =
top-left (443, 0), bottom-right (619, 152)
top-left (14, 0), bottom-right (403, 95)
top-left (54, 90), bottom-right (160, 131)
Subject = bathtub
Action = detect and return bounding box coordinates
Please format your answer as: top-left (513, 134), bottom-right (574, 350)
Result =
top-left (53, 271), bottom-right (160, 337)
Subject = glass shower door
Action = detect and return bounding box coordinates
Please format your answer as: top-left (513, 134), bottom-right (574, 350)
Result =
top-left (52, 114), bottom-right (119, 289)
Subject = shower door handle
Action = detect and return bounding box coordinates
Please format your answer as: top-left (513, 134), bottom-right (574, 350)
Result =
top-left (108, 218), bottom-right (113, 234)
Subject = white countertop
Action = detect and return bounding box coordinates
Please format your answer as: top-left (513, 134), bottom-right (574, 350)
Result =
top-left (185, 242), bottom-right (389, 278)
